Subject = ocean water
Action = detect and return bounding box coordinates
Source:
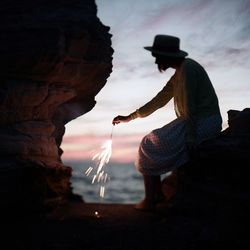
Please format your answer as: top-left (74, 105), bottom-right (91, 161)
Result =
top-left (64, 160), bottom-right (145, 204)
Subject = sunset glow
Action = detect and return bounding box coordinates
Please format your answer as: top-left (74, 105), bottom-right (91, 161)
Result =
top-left (62, 133), bottom-right (142, 163)
top-left (61, 0), bottom-right (250, 164)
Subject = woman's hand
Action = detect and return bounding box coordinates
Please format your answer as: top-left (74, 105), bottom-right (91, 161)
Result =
top-left (112, 115), bottom-right (132, 125)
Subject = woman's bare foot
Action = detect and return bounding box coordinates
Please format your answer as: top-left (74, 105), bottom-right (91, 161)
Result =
top-left (134, 198), bottom-right (156, 211)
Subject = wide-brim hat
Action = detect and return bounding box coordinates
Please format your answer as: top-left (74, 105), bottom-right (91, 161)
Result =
top-left (144, 35), bottom-right (188, 58)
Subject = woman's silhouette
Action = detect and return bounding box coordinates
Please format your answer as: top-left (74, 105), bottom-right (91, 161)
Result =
top-left (113, 35), bottom-right (222, 211)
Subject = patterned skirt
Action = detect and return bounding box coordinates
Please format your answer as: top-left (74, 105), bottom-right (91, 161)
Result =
top-left (135, 114), bottom-right (222, 175)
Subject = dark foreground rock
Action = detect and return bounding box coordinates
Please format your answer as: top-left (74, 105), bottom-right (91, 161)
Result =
top-left (161, 108), bottom-right (250, 249)
top-left (2, 201), bottom-right (248, 250)
top-left (2, 108), bottom-right (250, 250)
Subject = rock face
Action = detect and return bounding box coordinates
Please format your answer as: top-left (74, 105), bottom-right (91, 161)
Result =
top-left (0, 0), bottom-right (113, 212)
top-left (162, 108), bottom-right (250, 240)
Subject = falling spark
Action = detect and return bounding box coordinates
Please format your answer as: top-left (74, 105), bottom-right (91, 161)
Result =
top-left (100, 186), bottom-right (105, 198)
top-left (94, 211), bottom-right (100, 218)
top-left (92, 175), bottom-right (97, 184)
top-left (84, 126), bottom-right (114, 198)
top-left (104, 173), bottom-right (108, 183)
top-left (92, 139), bottom-right (112, 176)
top-left (97, 171), bottom-right (104, 182)
top-left (85, 167), bottom-right (93, 176)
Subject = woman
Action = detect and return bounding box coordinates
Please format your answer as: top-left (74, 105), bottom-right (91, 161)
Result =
top-left (112, 35), bottom-right (222, 211)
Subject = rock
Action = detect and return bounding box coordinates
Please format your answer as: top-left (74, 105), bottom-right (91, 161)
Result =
top-left (0, 0), bottom-right (113, 213)
top-left (162, 108), bottom-right (250, 233)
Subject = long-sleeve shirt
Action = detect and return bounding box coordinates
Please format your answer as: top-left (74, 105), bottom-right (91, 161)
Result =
top-left (130, 58), bottom-right (221, 144)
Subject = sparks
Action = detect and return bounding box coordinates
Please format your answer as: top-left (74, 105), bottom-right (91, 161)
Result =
top-left (92, 139), bottom-right (112, 175)
top-left (94, 211), bottom-right (100, 218)
top-left (84, 126), bottom-right (114, 198)
top-left (85, 167), bottom-right (93, 176)
top-left (100, 186), bottom-right (105, 198)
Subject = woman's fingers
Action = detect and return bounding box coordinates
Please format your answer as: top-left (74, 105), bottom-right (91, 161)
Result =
top-left (112, 115), bottom-right (131, 125)
top-left (112, 116), bottom-right (121, 125)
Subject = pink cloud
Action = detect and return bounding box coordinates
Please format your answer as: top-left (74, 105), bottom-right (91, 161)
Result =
top-left (138, 1), bottom-right (211, 31)
top-left (61, 133), bottom-right (144, 163)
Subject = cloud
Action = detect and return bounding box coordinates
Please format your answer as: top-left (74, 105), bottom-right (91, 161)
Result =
top-left (64, 0), bottom-right (250, 163)
top-left (183, 1), bottom-right (250, 59)
top-left (105, 0), bottom-right (250, 72)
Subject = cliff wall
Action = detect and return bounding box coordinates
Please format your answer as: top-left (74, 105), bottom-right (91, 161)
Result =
top-left (0, 0), bottom-right (113, 212)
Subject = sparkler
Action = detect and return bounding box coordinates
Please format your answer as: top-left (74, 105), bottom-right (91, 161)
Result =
top-left (85, 126), bottom-right (114, 198)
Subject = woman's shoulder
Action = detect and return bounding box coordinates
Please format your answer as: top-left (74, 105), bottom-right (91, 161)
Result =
top-left (183, 58), bottom-right (200, 68)
top-left (182, 58), bottom-right (206, 74)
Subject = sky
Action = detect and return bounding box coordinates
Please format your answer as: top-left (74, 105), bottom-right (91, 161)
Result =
top-left (61, 0), bottom-right (250, 163)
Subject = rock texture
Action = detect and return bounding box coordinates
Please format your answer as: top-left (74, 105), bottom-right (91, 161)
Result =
top-left (162, 108), bottom-right (250, 244)
top-left (0, 0), bottom-right (113, 212)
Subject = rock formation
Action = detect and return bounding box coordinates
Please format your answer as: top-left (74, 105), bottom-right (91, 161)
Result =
top-left (0, 0), bottom-right (113, 212)
top-left (162, 108), bottom-right (250, 238)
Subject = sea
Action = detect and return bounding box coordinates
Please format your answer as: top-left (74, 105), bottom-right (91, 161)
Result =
top-left (64, 160), bottom-right (145, 204)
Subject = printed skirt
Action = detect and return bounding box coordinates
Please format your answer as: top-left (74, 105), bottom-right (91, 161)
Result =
top-left (135, 114), bottom-right (222, 175)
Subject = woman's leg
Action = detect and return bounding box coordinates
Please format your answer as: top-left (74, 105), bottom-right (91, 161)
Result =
top-left (134, 174), bottom-right (165, 211)
top-left (154, 175), bottom-right (165, 202)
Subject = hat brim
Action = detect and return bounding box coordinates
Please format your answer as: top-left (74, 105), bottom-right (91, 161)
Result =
top-left (144, 46), bottom-right (188, 58)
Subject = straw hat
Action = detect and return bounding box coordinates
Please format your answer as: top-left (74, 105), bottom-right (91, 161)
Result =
top-left (144, 35), bottom-right (188, 58)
